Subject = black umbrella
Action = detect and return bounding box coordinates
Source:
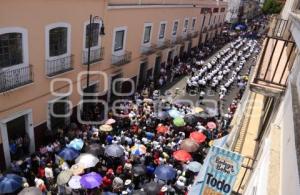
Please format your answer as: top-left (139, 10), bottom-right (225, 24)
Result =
top-left (132, 164), bottom-right (146, 176)
top-left (143, 182), bottom-right (162, 194)
top-left (196, 111), bottom-right (210, 119)
top-left (184, 114), bottom-right (198, 126)
top-left (86, 144), bottom-right (104, 156)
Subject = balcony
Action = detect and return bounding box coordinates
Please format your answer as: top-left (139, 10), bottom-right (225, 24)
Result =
top-left (112, 51), bottom-right (132, 66)
top-left (268, 17), bottom-right (290, 39)
top-left (82, 47), bottom-right (104, 65)
top-left (192, 31), bottom-right (199, 38)
top-left (46, 55), bottom-right (74, 77)
top-left (171, 36), bottom-right (184, 45)
top-left (157, 39), bottom-right (171, 49)
top-left (0, 65), bottom-right (33, 93)
top-left (140, 44), bottom-right (157, 55)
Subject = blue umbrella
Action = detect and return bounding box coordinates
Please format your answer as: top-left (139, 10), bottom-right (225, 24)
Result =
top-left (59, 147), bottom-right (80, 161)
top-left (0, 174), bottom-right (23, 194)
top-left (67, 138), bottom-right (84, 151)
top-left (168, 109), bottom-right (183, 118)
top-left (154, 165), bottom-right (176, 181)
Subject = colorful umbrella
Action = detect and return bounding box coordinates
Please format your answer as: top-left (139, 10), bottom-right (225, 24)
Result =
top-left (70, 164), bottom-right (85, 176)
top-left (67, 138), bottom-right (84, 151)
top-left (131, 144), bottom-right (147, 156)
top-left (105, 118), bottom-right (116, 125)
top-left (99, 124), bottom-right (113, 132)
top-left (0, 174), bottom-right (23, 194)
top-left (105, 144), bottom-right (124, 158)
top-left (173, 117), bottom-right (186, 127)
top-left (193, 107), bottom-right (204, 113)
top-left (156, 125), bottom-right (169, 134)
top-left (187, 161), bottom-right (202, 173)
top-left (80, 172), bottom-right (102, 189)
top-left (68, 176), bottom-right (82, 189)
top-left (18, 187), bottom-right (42, 195)
top-left (57, 170), bottom-right (72, 185)
top-left (75, 153), bottom-right (99, 168)
top-left (207, 121), bottom-right (217, 129)
top-left (156, 111), bottom-right (169, 120)
top-left (180, 138), bottom-right (199, 153)
top-left (168, 109), bottom-right (183, 118)
top-left (190, 132), bottom-right (207, 144)
top-left (154, 165), bottom-right (176, 181)
top-left (58, 147), bottom-right (80, 161)
top-left (173, 150), bottom-right (192, 162)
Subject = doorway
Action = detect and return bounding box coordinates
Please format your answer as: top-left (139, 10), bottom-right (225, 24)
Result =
top-left (187, 41), bottom-right (192, 55)
top-left (153, 56), bottom-right (162, 81)
top-left (48, 96), bottom-right (70, 132)
top-left (0, 109), bottom-right (34, 168)
top-left (138, 61), bottom-right (148, 90)
top-left (109, 73), bottom-right (123, 104)
top-left (179, 45), bottom-right (185, 59)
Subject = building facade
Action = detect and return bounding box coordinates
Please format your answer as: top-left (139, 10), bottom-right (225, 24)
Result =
top-left (0, 0), bottom-right (227, 169)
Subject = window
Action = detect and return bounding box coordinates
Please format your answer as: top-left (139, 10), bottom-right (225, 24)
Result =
top-left (49, 27), bottom-right (68, 57)
top-left (172, 21), bottom-right (179, 36)
top-left (0, 33), bottom-right (23, 68)
top-left (159, 22), bottom-right (166, 39)
top-left (114, 30), bottom-right (125, 51)
top-left (143, 25), bottom-right (152, 44)
top-left (85, 23), bottom-right (100, 48)
top-left (192, 18), bottom-right (196, 31)
top-left (183, 18), bottom-right (189, 33)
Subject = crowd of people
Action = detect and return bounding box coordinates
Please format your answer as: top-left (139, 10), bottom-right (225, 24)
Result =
top-left (0, 22), bottom-right (265, 195)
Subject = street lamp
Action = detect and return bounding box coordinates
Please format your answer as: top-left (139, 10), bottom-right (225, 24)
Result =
top-left (86, 14), bottom-right (105, 90)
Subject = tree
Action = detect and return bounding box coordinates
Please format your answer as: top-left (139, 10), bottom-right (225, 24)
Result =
top-left (262, 0), bottom-right (283, 14)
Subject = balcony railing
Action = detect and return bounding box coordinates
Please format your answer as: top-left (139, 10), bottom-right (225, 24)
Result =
top-left (187, 32), bottom-right (193, 40)
top-left (171, 36), bottom-right (184, 45)
top-left (191, 31), bottom-right (199, 38)
top-left (46, 55), bottom-right (74, 77)
top-left (140, 44), bottom-right (157, 55)
top-left (251, 37), bottom-right (296, 93)
top-left (269, 17), bottom-right (291, 39)
top-left (157, 39), bottom-right (171, 49)
top-left (0, 65), bottom-right (33, 93)
top-left (82, 47), bottom-right (104, 65)
top-left (112, 51), bottom-right (132, 66)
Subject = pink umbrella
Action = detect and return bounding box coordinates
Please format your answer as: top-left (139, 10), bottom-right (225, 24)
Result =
top-left (105, 118), bottom-right (116, 125)
top-left (207, 121), bottom-right (217, 129)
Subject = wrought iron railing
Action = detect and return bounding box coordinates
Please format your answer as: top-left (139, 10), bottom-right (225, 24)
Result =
top-left (192, 31), bottom-right (199, 38)
top-left (140, 44), bottom-right (156, 55)
top-left (0, 65), bottom-right (33, 93)
top-left (46, 55), bottom-right (74, 77)
top-left (82, 47), bottom-right (104, 65)
top-left (112, 51), bottom-right (132, 66)
top-left (157, 39), bottom-right (171, 49)
top-left (171, 36), bottom-right (184, 45)
top-left (269, 17), bottom-right (291, 40)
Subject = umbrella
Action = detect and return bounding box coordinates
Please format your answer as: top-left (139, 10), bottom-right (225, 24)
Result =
top-left (168, 109), bottom-right (183, 118)
top-left (132, 164), bottom-right (146, 176)
top-left (157, 111), bottom-right (169, 120)
top-left (105, 144), bottom-right (124, 158)
top-left (184, 114), bottom-right (197, 126)
top-left (86, 143), bottom-right (103, 156)
top-left (143, 182), bottom-right (162, 194)
top-left (156, 125), bottom-right (169, 134)
top-left (75, 153), bottom-right (99, 168)
top-left (187, 161), bottom-right (202, 173)
top-left (143, 98), bottom-right (153, 103)
top-left (59, 147), bottom-right (80, 161)
top-left (173, 150), bottom-right (192, 162)
top-left (193, 107), bottom-right (204, 113)
top-left (57, 170), bottom-right (72, 185)
top-left (207, 121), bottom-right (217, 129)
top-left (18, 187), bottom-right (42, 195)
top-left (70, 164), bottom-right (85, 175)
top-left (131, 144), bottom-right (147, 156)
top-left (205, 107), bottom-right (218, 117)
top-left (105, 118), bottom-right (116, 125)
top-left (190, 132), bottom-right (207, 144)
top-left (80, 172), bottom-right (102, 189)
top-left (180, 138), bottom-right (199, 153)
top-left (99, 124), bottom-right (113, 132)
top-left (0, 174), bottom-right (22, 194)
top-left (133, 190), bottom-right (147, 195)
top-left (154, 165), bottom-right (176, 181)
top-left (67, 138), bottom-right (84, 151)
top-left (68, 176), bottom-right (82, 189)
top-left (197, 112), bottom-right (210, 119)
top-left (173, 117), bottom-right (186, 127)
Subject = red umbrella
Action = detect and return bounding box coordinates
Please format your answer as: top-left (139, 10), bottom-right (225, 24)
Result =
top-left (207, 121), bottom-right (217, 129)
top-left (190, 132), bottom-right (207, 144)
top-left (173, 150), bottom-right (192, 162)
top-left (156, 125), bottom-right (168, 134)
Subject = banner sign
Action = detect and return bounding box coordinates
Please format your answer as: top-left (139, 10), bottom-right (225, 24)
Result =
top-left (199, 146), bottom-right (244, 195)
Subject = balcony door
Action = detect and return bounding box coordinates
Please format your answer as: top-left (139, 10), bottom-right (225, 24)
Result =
top-left (138, 61), bottom-right (148, 90)
top-left (153, 55), bottom-right (161, 81)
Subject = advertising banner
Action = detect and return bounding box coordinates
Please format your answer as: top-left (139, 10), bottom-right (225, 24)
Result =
top-left (199, 146), bottom-right (244, 195)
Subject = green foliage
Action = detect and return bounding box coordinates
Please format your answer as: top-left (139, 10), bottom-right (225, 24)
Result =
top-left (262, 0), bottom-right (283, 14)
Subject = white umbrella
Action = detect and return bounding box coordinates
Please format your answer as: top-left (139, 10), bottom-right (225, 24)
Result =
top-left (68, 176), bottom-right (82, 189)
top-left (75, 153), bottom-right (99, 169)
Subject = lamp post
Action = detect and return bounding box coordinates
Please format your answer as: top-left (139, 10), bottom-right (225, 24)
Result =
top-left (86, 14), bottom-right (105, 90)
